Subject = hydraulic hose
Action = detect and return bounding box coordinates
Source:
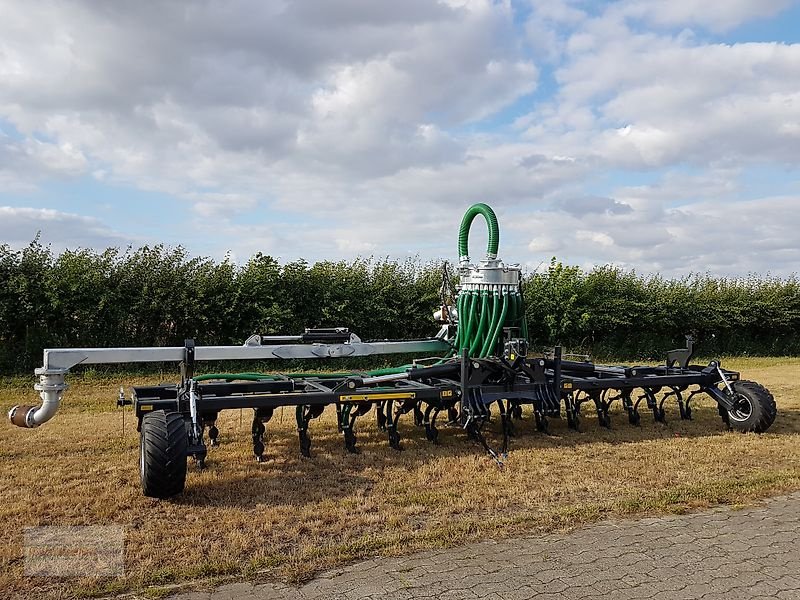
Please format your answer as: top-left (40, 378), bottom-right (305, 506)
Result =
top-left (458, 203), bottom-right (500, 263)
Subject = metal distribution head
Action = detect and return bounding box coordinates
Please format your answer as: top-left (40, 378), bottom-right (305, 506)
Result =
top-left (456, 203), bottom-right (521, 292)
top-left (458, 257), bottom-right (522, 291)
top-left (452, 203), bottom-right (526, 360)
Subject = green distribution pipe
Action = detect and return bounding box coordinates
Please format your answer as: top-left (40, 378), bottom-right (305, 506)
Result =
top-left (475, 293), bottom-right (490, 357)
top-left (459, 292), bottom-right (476, 352)
top-left (484, 290), bottom-right (498, 357)
top-left (195, 363), bottom-right (416, 383)
top-left (366, 366), bottom-right (412, 376)
top-left (478, 291), bottom-right (500, 357)
top-left (484, 292), bottom-right (509, 358)
top-left (453, 288), bottom-right (529, 359)
top-left (284, 372), bottom-right (362, 379)
top-left (458, 203), bottom-right (500, 261)
top-left (193, 373), bottom-right (280, 382)
top-left (468, 291), bottom-right (489, 356)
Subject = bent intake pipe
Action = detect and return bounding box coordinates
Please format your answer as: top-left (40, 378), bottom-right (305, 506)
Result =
top-left (8, 368), bottom-right (68, 428)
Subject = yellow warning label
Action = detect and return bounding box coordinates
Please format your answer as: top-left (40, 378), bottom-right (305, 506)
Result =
top-left (562, 382), bottom-right (573, 389)
top-left (139, 404), bottom-right (153, 411)
top-left (440, 390), bottom-right (454, 398)
top-left (340, 392), bottom-right (416, 402)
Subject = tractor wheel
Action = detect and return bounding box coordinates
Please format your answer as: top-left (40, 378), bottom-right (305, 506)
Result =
top-left (140, 411), bottom-right (188, 498)
top-left (726, 381), bottom-right (776, 433)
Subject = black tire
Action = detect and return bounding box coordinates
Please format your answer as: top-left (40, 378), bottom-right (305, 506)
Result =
top-left (140, 411), bottom-right (188, 498)
top-left (726, 380), bottom-right (777, 433)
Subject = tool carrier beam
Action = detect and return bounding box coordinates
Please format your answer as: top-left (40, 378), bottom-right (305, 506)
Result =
top-left (8, 204), bottom-right (777, 498)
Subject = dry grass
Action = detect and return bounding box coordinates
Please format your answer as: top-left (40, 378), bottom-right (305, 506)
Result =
top-left (1, 357), bottom-right (799, 599)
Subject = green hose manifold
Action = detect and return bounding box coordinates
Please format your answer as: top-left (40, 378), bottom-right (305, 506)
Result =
top-left (198, 203), bottom-right (527, 382)
top-left (454, 203), bottom-right (527, 358)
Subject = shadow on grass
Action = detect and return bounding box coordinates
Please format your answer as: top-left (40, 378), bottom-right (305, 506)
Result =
top-left (175, 399), bottom-right (800, 509)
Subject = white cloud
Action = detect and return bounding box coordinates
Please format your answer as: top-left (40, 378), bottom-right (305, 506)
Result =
top-left (0, 0), bottom-right (798, 276)
top-left (526, 31), bottom-right (800, 164)
top-left (0, 133), bottom-right (88, 191)
top-left (0, 0), bottom-right (536, 194)
top-left (0, 206), bottom-right (135, 249)
top-left (619, 0), bottom-right (792, 33)
top-left (510, 189), bottom-right (800, 277)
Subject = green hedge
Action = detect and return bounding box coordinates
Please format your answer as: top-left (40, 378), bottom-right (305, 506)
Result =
top-left (1, 242), bottom-right (798, 374)
top-left (524, 260), bottom-right (800, 359)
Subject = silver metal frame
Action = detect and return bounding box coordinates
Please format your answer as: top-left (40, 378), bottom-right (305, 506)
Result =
top-left (9, 327), bottom-right (452, 429)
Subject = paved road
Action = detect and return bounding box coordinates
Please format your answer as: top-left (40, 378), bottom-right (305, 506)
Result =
top-left (167, 492), bottom-right (800, 600)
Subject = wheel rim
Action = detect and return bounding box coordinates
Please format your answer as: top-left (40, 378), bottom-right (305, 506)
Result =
top-left (728, 394), bottom-right (753, 422)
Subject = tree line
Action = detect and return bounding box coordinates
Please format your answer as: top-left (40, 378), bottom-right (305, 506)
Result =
top-left (1, 241), bottom-right (797, 374)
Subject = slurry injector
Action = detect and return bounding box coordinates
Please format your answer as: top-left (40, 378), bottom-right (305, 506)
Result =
top-left (9, 204), bottom-right (776, 498)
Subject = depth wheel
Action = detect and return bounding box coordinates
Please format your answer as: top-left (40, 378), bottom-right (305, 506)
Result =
top-left (726, 381), bottom-right (777, 433)
top-left (140, 411), bottom-right (188, 498)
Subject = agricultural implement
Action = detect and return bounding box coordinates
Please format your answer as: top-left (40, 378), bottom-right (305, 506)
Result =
top-left (8, 204), bottom-right (777, 498)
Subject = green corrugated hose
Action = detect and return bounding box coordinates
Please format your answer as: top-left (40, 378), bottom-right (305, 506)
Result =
top-left (458, 202), bottom-right (500, 261)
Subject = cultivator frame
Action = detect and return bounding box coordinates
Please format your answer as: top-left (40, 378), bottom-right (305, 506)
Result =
top-left (8, 204), bottom-right (777, 498)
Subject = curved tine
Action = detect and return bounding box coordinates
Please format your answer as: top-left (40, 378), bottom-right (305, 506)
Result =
top-left (659, 388), bottom-right (676, 410)
top-left (642, 388), bottom-right (659, 408)
top-left (385, 400), bottom-right (395, 429)
top-left (394, 398), bottom-right (416, 417)
top-left (413, 401), bottom-right (424, 426)
top-left (423, 402), bottom-right (435, 424)
top-left (375, 401), bottom-right (387, 430)
top-left (353, 403), bottom-right (371, 418)
top-left (634, 390), bottom-right (647, 411)
top-left (431, 406), bottom-right (441, 427)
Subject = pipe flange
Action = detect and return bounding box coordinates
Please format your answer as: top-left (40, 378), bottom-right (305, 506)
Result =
top-left (33, 367), bottom-right (69, 393)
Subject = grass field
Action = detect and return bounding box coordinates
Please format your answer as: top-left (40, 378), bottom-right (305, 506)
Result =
top-left (1, 357), bottom-right (799, 599)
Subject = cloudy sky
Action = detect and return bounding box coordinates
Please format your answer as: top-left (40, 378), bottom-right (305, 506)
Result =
top-left (1, 0), bottom-right (799, 276)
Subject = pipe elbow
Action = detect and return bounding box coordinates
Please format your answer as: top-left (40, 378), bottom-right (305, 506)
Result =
top-left (8, 395), bottom-right (64, 428)
top-left (9, 369), bottom-right (68, 428)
